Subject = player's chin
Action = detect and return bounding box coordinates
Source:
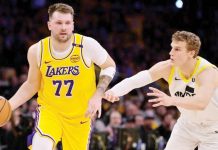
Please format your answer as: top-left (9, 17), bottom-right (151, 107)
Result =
top-left (169, 62), bottom-right (174, 67)
top-left (58, 37), bottom-right (70, 42)
top-left (170, 59), bottom-right (175, 64)
top-left (170, 60), bottom-right (179, 67)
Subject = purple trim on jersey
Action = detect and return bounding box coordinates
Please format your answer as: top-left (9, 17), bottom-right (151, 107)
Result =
top-left (35, 126), bottom-right (56, 144)
top-left (27, 108), bottom-right (40, 147)
top-left (27, 107), bottom-right (55, 147)
top-left (27, 130), bottom-right (36, 147)
top-left (35, 108), bottom-right (40, 128)
top-left (27, 131), bottom-right (36, 147)
top-left (35, 108), bottom-right (56, 145)
top-left (80, 36), bottom-right (90, 68)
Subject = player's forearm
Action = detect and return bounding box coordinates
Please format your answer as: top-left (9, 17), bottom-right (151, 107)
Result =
top-left (95, 75), bottom-right (113, 96)
top-left (110, 78), bottom-right (136, 96)
top-left (110, 70), bottom-right (153, 96)
top-left (9, 81), bottom-right (39, 110)
top-left (96, 62), bottom-right (116, 97)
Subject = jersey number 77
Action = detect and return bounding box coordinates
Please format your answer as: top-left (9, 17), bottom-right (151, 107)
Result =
top-left (53, 80), bottom-right (74, 96)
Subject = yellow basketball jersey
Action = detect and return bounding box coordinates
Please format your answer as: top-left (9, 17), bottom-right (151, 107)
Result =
top-left (37, 33), bottom-right (96, 118)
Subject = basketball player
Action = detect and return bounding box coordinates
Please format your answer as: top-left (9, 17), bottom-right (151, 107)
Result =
top-left (104, 31), bottom-right (218, 150)
top-left (7, 3), bottom-right (116, 150)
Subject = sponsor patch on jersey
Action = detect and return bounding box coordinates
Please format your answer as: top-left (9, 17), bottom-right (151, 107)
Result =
top-left (70, 55), bottom-right (80, 63)
top-left (44, 60), bottom-right (52, 64)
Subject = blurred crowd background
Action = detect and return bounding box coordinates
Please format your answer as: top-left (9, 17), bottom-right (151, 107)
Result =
top-left (0, 0), bottom-right (217, 150)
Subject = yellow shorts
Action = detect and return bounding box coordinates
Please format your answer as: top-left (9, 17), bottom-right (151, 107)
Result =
top-left (28, 106), bottom-right (92, 150)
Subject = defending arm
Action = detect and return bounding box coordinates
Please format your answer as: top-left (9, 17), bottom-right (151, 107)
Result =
top-left (110, 70), bottom-right (153, 96)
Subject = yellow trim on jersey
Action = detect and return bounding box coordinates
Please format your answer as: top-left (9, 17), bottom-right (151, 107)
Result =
top-left (41, 37), bottom-right (49, 65)
top-left (74, 33), bottom-right (82, 45)
top-left (197, 64), bottom-right (216, 74)
top-left (39, 40), bottom-right (43, 68)
top-left (80, 36), bottom-right (90, 68)
top-left (168, 66), bottom-right (175, 85)
top-left (179, 57), bottom-right (201, 83)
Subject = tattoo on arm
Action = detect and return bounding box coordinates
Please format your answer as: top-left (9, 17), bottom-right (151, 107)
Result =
top-left (96, 75), bottom-right (112, 94)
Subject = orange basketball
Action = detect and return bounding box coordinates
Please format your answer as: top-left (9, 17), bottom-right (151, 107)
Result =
top-left (0, 97), bottom-right (12, 127)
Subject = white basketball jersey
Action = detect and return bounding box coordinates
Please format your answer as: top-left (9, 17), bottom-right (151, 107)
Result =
top-left (168, 56), bottom-right (218, 122)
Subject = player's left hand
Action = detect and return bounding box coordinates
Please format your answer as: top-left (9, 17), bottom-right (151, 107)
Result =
top-left (147, 87), bottom-right (173, 107)
top-left (85, 94), bottom-right (102, 119)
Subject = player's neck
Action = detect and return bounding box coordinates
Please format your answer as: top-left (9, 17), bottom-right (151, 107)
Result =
top-left (51, 37), bottom-right (72, 52)
top-left (179, 58), bottom-right (198, 78)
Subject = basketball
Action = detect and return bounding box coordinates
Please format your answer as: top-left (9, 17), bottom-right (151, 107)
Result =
top-left (0, 97), bottom-right (12, 127)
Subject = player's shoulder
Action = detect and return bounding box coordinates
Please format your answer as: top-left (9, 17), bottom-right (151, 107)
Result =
top-left (29, 42), bottom-right (39, 50)
top-left (198, 56), bottom-right (217, 74)
top-left (196, 62), bottom-right (218, 85)
top-left (150, 59), bottom-right (172, 73)
top-left (216, 68), bottom-right (218, 86)
top-left (82, 35), bottom-right (98, 44)
top-left (199, 65), bottom-right (218, 76)
top-left (155, 59), bottom-right (173, 71)
top-left (157, 59), bottom-right (172, 65)
top-left (81, 35), bottom-right (101, 52)
top-left (28, 41), bottom-right (41, 57)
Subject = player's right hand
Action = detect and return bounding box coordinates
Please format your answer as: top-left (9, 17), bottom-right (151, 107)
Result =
top-left (104, 90), bottom-right (120, 103)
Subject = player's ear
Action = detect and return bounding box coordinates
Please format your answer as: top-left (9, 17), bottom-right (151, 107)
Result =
top-left (189, 50), bottom-right (195, 58)
top-left (47, 21), bottom-right (51, 31)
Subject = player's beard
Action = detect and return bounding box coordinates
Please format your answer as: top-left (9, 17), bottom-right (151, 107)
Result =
top-left (55, 33), bottom-right (72, 43)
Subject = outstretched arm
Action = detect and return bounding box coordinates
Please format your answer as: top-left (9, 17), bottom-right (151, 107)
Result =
top-left (104, 60), bottom-right (172, 102)
top-left (111, 70), bottom-right (153, 96)
top-left (9, 44), bottom-right (41, 111)
top-left (148, 67), bottom-right (217, 110)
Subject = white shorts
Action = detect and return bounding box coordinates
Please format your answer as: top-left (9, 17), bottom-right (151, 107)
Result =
top-left (165, 118), bottom-right (218, 150)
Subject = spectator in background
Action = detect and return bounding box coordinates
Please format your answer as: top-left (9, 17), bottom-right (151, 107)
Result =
top-left (105, 110), bottom-right (122, 149)
top-left (156, 113), bottom-right (176, 142)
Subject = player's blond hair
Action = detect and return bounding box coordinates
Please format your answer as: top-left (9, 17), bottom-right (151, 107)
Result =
top-left (172, 31), bottom-right (201, 58)
top-left (48, 3), bottom-right (74, 19)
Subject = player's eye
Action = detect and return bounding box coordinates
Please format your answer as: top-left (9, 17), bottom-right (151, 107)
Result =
top-left (56, 22), bottom-right (62, 25)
